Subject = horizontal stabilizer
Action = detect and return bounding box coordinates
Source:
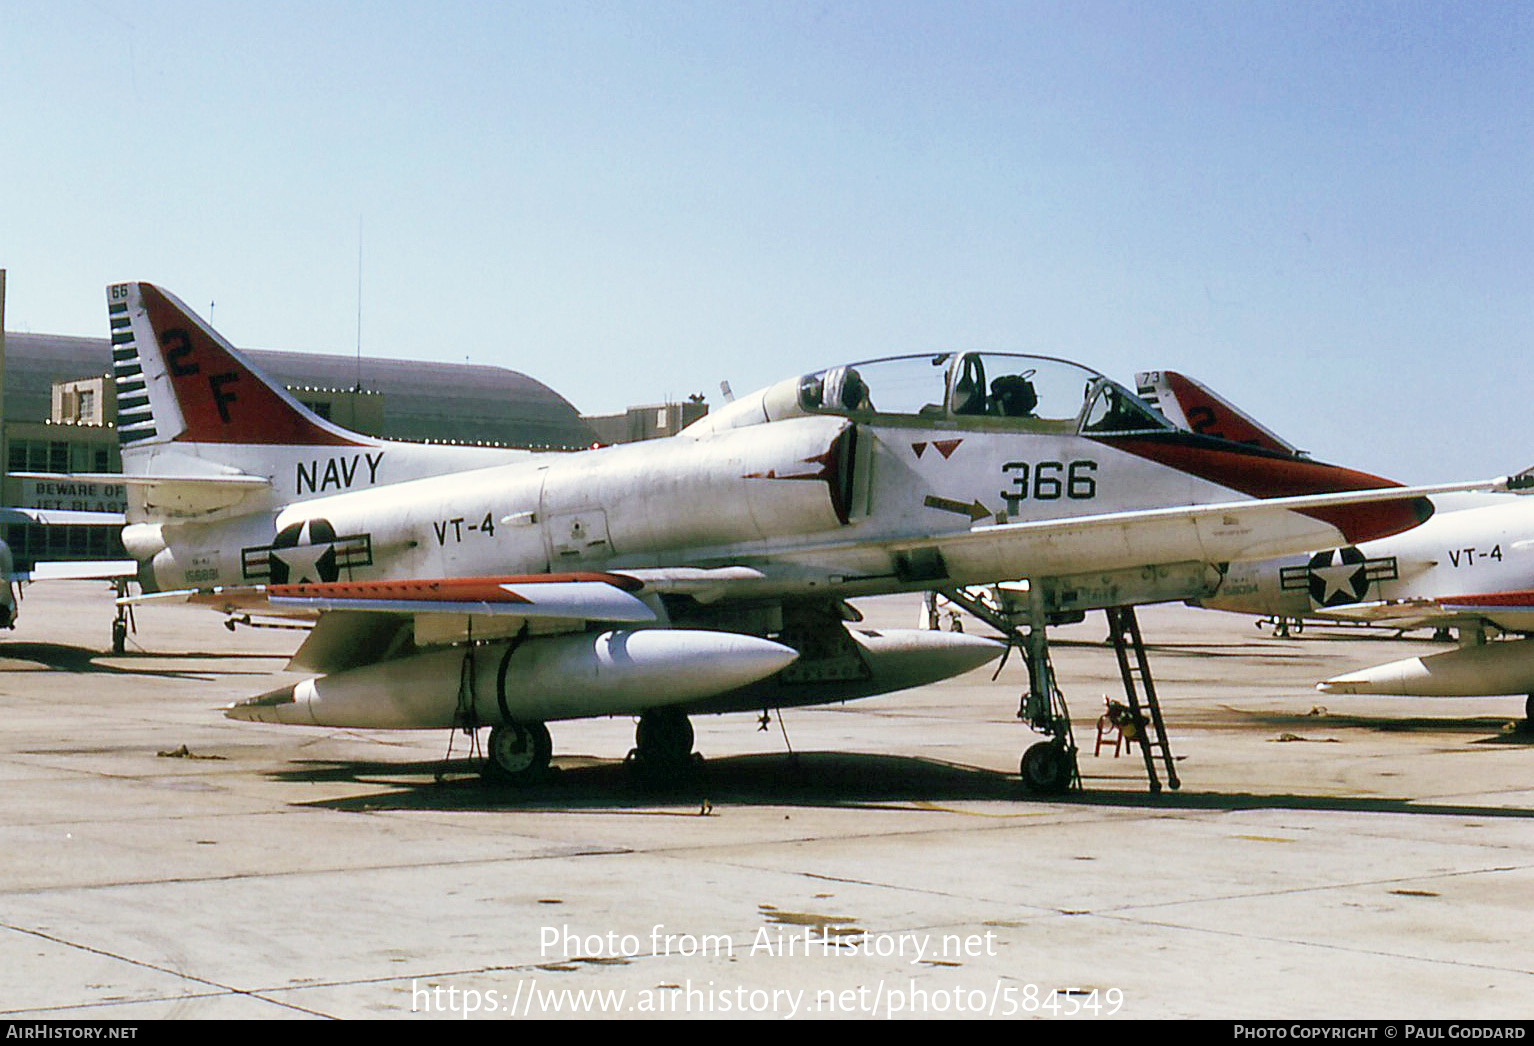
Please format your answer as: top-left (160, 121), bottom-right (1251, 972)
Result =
top-left (18, 468), bottom-right (273, 522)
top-left (121, 474), bottom-right (271, 520)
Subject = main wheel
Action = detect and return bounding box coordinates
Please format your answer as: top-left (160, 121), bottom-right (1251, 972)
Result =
top-left (629, 710), bottom-right (697, 778)
top-left (1020, 741), bottom-right (1075, 795)
top-left (484, 721), bottom-right (552, 785)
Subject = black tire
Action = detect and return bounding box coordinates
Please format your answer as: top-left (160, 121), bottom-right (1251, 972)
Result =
top-left (629, 710), bottom-right (699, 781)
top-left (484, 721), bottom-right (552, 785)
top-left (1020, 741), bottom-right (1075, 795)
top-left (635, 710), bottom-right (694, 763)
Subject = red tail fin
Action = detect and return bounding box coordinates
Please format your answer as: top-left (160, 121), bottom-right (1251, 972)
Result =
top-left (1135, 370), bottom-right (1302, 456)
top-left (112, 282), bottom-right (366, 447)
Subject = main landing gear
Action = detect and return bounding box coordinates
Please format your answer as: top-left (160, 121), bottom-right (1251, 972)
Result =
top-left (627, 709), bottom-right (699, 777)
top-left (112, 578), bottom-right (133, 655)
top-left (480, 711), bottom-right (700, 785)
top-left (483, 721), bottom-right (552, 785)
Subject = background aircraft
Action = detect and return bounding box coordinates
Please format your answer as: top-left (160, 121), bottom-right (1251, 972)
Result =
top-left (1141, 369), bottom-right (1534, 721)
top-left (103, 283), bottom-right (1498, 790)
top-left (1199, 496), bottom-right (1534, 720)
top-left (1135, 369), bottom-right (1305, 457)
top-left (0, 507), bottom-right (132, 630)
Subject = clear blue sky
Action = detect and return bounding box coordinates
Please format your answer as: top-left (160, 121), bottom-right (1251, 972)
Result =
top-left (3, 1), bottom-right (1529, 481)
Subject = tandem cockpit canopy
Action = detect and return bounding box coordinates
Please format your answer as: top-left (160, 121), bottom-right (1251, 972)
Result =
top-left (796, 352), bottom-right (1173, 435)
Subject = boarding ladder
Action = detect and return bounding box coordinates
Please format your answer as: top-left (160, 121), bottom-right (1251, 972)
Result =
top-left (1103, 606), bottom-right (1179, 793)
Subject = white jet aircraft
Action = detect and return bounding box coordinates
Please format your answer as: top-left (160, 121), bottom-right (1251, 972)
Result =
top-left (1142, 369), bottom-right (1534, 720)
top-left (1199, 498), bottom-right (1534, 718)
top-left (0, 508), bottom-right (133, 631)
top-left (104, 284), bottom-right (1507, 790)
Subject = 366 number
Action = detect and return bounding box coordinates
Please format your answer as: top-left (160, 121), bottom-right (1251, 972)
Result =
top-left (1002, 460), bottom-right (1096, 510)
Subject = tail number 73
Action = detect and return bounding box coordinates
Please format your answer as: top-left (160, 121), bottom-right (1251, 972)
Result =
top-left (1001, 460), bottom-right (1097, 511)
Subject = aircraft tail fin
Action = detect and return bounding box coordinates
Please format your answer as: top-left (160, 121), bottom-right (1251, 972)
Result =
top-left (108, 282), bottom-right (371, 452)
top-left (107, 281), bottom-right (535, 513)
top-left (1135, 370), bottom-right (1304, 457)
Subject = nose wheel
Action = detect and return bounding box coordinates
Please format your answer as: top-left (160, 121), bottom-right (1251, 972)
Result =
top-left (1020, 741), bottom-right (1077, 795)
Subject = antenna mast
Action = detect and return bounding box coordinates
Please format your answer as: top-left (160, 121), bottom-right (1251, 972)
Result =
top-left (355, 217), bottom-right (363, 427)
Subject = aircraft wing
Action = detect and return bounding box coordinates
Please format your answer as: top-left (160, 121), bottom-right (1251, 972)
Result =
top-left (127, 573), bottom-right (658, 622)
top-left (265, 574), bottom-right (656, 622)
top-left (295, 480), bottom-right (1505, 672)
top-left (118, 586), bottom-right (300, 616)
top-left (281, 576), bottom-right (657, 673)
top-left (782, 476), bottom-right (1511, 580)
top-left (148, 477), bottom-right (1514, 674)
top-left (1315, 594), bottom-right (1534, 634)
top-left (124, 574), bottom-right (659, 673)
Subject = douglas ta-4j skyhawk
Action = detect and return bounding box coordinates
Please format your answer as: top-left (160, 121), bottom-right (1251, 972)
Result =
top-left (100, 282), bottom-right (1511, 791)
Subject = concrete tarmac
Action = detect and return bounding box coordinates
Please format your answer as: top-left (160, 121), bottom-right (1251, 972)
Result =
top-left (0, 581), bottom-right (1529, 1020)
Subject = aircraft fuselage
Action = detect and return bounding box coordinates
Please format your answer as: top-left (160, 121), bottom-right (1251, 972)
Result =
top-left (1207, 498), bottom-right (1534, 627)
top-left (139, 408), bottom-right (1424, 604)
